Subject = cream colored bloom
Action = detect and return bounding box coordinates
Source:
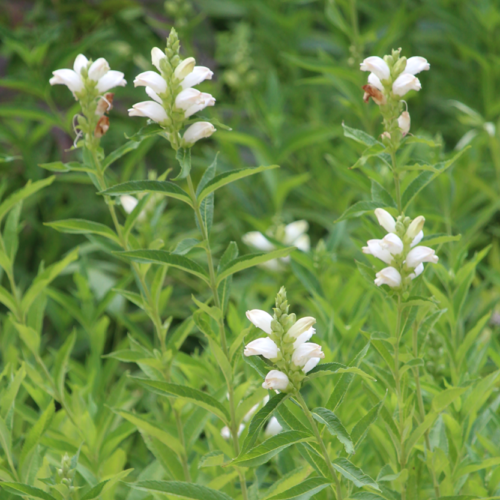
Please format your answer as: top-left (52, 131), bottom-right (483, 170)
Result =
top-left (182, 122), bottom-right (216, 145)
top-left (398, 111), bottom-right (411, 136)
top-left (360, 56), bottom-right (390, 81)
top-left (374, 267), bottom-right (402, 288)
top-left (393, 74), bottom-right (421, 96)
top-left (246, 309), bottom-right (273, 334)
top-left (406, 246), bottom-right (438, 268)
top-left (262, 370), bottom-right (289, 391)
top-left (403, 57), bottom-right (430, 75)
top-left (287, 317), bottom-right (316, 339)
top-left (292, 342), bottom-right (324, 368)
top-left (244, 337), bottom-right (279, 359)
top-left (374, 208), bottom-right (396, 233)
top-left (128, 101), bottom-right (168, 123)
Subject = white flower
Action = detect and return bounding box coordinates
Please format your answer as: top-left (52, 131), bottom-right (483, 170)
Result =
top-left (398, 111), bottom-right (411, 136)
top-left (411, 230), bottom-right (424, 247)
top-left (292, 342), bottom-right (324, 368)
top-left (293, 327), bottom-right (315, 349)
top-left (303, 357), bottom-right (321, 374)
top-left (134, 71), bottom-right (167, 94)
top-left (283, 221), bottom-right (310, 251)
top-left (50, 54), bottom-right (126, 99)
top-left (363, 239), bottom-right (393, 264)
top-left (151, 47), bottom-right (167, 72)
top-left (403, 57), bottom-right (430, 75)
top-left (265, 417), bottom-right (283, 437)
top-left (360, 56), bottom-right (390, 81)
top-left (406, 246), bottom-right (438, 268)
top-left (182, 67), bottom-right (214, 90)
top-left (184, 93), bottom-right (216, 118)
top-left (145, 86), bottom-right (162, 104)
top-left (406, 216), bottom-right (425, 240)
top-left (244, 337), bottom-right (279, 359)
top-left (175, 89), bottom-right (215, 118)
top-left (242, 232), bottom-right (274, 252)
top-left (174, 57), bottom-right (196, 80)
top-left (409, 263), bottom-right (424, 279)
top-left (262, 370), bottom-right (289, 391)
top-left (183, 122), bottom-right (216, 145)
top-left (120, 195), bottom-right (139, 214)
top-left (382, 233), bottom-right (404, 255)
top-left (287, 317), bottom-right (316, 339)
top-left (374, 208), bottom-right (396, 233)
top-left (128, 101), bottom-right (168, 123)
top-left (246, 309), bottom-right (273, 334)
top-left (374, 267), bottom-right (402, 288)
top-left (368, 73), bottom-right (383, 91)
top-left (392, 74), bottom-right (421, 96)
top-left (221, 424), bottom-right (245, 440)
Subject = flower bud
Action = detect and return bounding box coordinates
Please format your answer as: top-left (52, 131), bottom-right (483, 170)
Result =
top-left (151, 47), bottom-right (167, 72)
top-left (406, 216), bottom-right (425, 240)
top-left (392, 56), bottom-right (407, 77)
top-left (262, 370), bottom-right (289, 391)
top-left (246, 309), bottom-right (273, 334)
top-left (174, 57), bottom-right (196, 80)
top-left (265, 417), bottom-right (283, 437)
top-left (182, 122), bottom-right (216, 145)
top-left (398, 111), bottom-right (411, 136)
top-left (374, 208), bottom-right (396, 233)
top-left (286, 317), bottom-right (316, 339)
top-left (244, 337), bottom-right (279, 359)
top-left (374, 267), bottom-right (402, 288)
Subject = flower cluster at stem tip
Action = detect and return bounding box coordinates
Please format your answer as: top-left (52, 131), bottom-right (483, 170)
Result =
top-left (130, 28), bottom-right (216, 149)
top-left (360, 48), bottom-right (430, 147)
top-left (244, 287), bottom-right (324, 392)
top-left (363, 208), bottom-right (438, 292)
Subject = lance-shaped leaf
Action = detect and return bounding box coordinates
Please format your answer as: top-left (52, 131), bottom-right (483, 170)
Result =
top-left (234, 430), bottom-right (313, 467)
top-left (0, 285), bottom-right (17, 314)
top-left (128, 480), bottom-right (232, 500)
top-left (312, 407), bottom-right (354, 454)
top-left (331, 457), bottom-right (380, 490)
top-left (173, 148), bottom-right (191, 180)
top-left (0, 176), bottom-right (55, 224)
top-left (306, 362), bottom-right (347, 379)
top-left (39, 161), bottom-right (93, 173)
top-left (242, 393), bottom-right (289, 453)
top-left (102, 141), bottom-right (141, 171)
top-left (342, 123), bottom-right (379, 146)
top-left (335, 201), bottom-right (380, 223)
top-left (117, 250), bottom-right (210, 284)
top-left (53, 331), bottom-right (76, 399)
top-left (101, 180), bottom-right (192, 207)
top-left (217, 241), bottom-right (238, 314)
top-left (216, 247), bottom-right (296, 285)
top-left (197, 164), bottom-right (279, 203)
top-left (351, 399), bottom-right (384, 448)
top-left (45, 219), bottom-right (120, 244)
top-left (266, 477), bottom-right (333, 500)
top-left (80, 480), bottom-right (109, 500)
top-left (132, 378), bottom-right (230, 424)
top-left (0, 483), bottom-right (57, 500)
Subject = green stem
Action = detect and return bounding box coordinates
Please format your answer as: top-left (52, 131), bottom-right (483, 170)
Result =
top-left (185, 173), bottom-right (248, 500)
top-left (391, 150), bottom-right (402, 214)
top-left (296, 391), bottom-right (342, 500)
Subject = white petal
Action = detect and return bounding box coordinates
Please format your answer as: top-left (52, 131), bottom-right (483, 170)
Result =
top-left (262, 370), bottom-right (289, 391)
top-left (283, 220), bottom-right (308, 244)
top-left (183, 122), bottom-right (216, 144)
top-left (244, 337), bottom-right (279, 359)
top-left (128, 101), bottom-right (168, 123)
top-left (411, 230), bottom-right (424, 247)
top-left (381, 233), bottom-right (404, 255)
top-left (374, 267), bottom-right (401, 288)
top-left (145, 86), bottom-right (163, 104)
top-left (182, 66), bottom-right (214, 89)
top-left (406, 246), bottom-right (438, 268)
top-left (88, 58), bottom-right (110, 81)
top-left (246, 309), bottom-right (273, 335)
top-left (293, 327), bottom-right (315, 349)
top-left (120, 195), bottom-right (139, 214)
top-left (398, 111), bottom-right (411, 135)
top-left (392, 74), bottom-right (421, 96)
top-left (368, 73), bottom-right (383, 91)
top-left (292, 342), bottom-right (324, 367)
top-left (134, 71), bottom-right (167, 94)
top-left (265, 417), bottom-right (283, 437)
top-left (374, 208), bottom-right (396, 233)
top-left (73, 54), bottom-right (88, 75)
top-left (294, 234), bottom-right (310, 252)
top-left (49, 69), bottom-right (84, 93)
top-left (403, 56), bottom-right (430, 75)
top-left (97, 70), bottom-right (127, 93)
top-left (184, 93), bottom-right (216, 118)
top-left (363, 239), bottom-right (393, 264)
top-left (151, 47), bottom-right (167, 72)
top-left (303, 357), bottom-right (321, 374)
top-left (175, 88), bottom-right (202, 110)
top-left (360, 56), bottom-right (390, 81)
top-left (410, 263), bottom-right (424, 279)
top-left (242, 232), bottom-right (274, 251)
top-left (174, 57), bottom-right (196, 80)
top-left (287, 317), bottom-right (316, 339)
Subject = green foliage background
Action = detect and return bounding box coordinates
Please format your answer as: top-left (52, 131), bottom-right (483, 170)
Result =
top-left (0, 0), bottom-right (499, 498)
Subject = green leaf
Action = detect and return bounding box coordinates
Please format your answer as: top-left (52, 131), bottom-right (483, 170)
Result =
top-left (306, 362), bottom-right (346, 379)
top-left (126, 123), bottom-right (166, 141)
top-left (196, 154), bottom-right (217, 234)
top-left (234, 431), bottom-right (313, 467)
top-left (266, 477), bottom-right (332, 500)
top-left (312, 407), bottom-right (354, 454)
top-left (404, 135), bottom-right (442, 148)
top-left (100, 180), bottom-right (192, 207)
top-left (197, 165), bottom-right (279, 203)
top-left (117, 250), bottom-right (210, 284)
top-left (174, 148), bottom-right (192, 180)
top-left (401, 148), bottom-right (468, 210)
top-left (13, 323), bottom-right (40, 355)
top-left (45, 219), bottom-right (120, 244)
top-left (53, 331), bottom-right (76, 399)
top-left (39, 161), bottom-right (92, 173)
top-left (456, 312), bottom-right (490, 365)
top-left (371, 180), bottom-right (396, 208)
top-left (130, 481), bottom-right (232, 500)
top-left (173, 238), bottom-right (201, 255)
top-left (420, 233), bottom-right (461, 247)
top-left (342, 123), bottom-right (379, 147)
top-left (335, 201), bottom-right (380, 223)
top-left (242, 393), bottom-right (289, 453)
top-left (331, 457), bottom-right (380, 490)
top-left (132, 378), bottom-right (230, 424)
top-left (1, 365), bottom-right (26, 417)
top-left (80, 480), bottom-right (110, 500)
top-left (116, 410), bottom-right (184, 456)
top-left (0, 483), bottom-right (57, 500)
top-left (0, 177), bottom-right (55, 225)
top-left (198, 451), bottom-right (225, 468)
top-left (217, 241), bottom-right (238, 314)
top-left (216, 247), bottom-right (296, 285)
top-left (21, 248), bottom-right (79, 314)
top-left (432, 387), bottom-right (467, 413)
top-left (102, 141), bottom-right (141, 171)
top-left (351, 399), bottom-right (384, 448)
top-left (0, 285), bottom-right (17, 314)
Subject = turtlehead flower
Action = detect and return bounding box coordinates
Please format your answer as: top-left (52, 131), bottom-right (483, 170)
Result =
top-left (375, 208), bottom-right (397, 233)
top-left (129, 30), bottom-right (216, 150)
top-left (262, 370), bottom-right (289, 391)
top-left (375, 267), bottom-right (402, 288)
top-left (360, 56), bottom-right (390, 81)
top-left (50, 54), bottom-right (126, 99)
top-left (120, 195), bottom-right (139, 214)
top-left (292, 342), bottom-right (325, 368)
top-left (406, 246), bottom-right (438, 268)
top-left (244, 337), bottom-right (279, 359)
top-left (392, 74), bottom-right (421, 96)
top-left (398, 111), bottom-right (411, 136)
top-left (303, 357), bottom-right (321, 374)
top-left (221, 424), bottom-right (245, 440)
top-left (265, 417), bottom-right (283, 437)
top-left (246, 309), bottom-right (273, 334)
top-left (287, 317), bottom-right (316, 339)
top-left (243, 220), bottom-right (310, 271)
top-left (406, 216), bottom-right (425, 240)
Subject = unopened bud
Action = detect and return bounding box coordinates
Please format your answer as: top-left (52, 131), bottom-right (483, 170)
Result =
top-left (398, 111), bottom-right (411, 136)
top-left (392, 57), bottom-right (407, 77)
top-left (174, 57), bottom-right (196, 80)
top-left (406, 216), bottom-right (425, 240)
